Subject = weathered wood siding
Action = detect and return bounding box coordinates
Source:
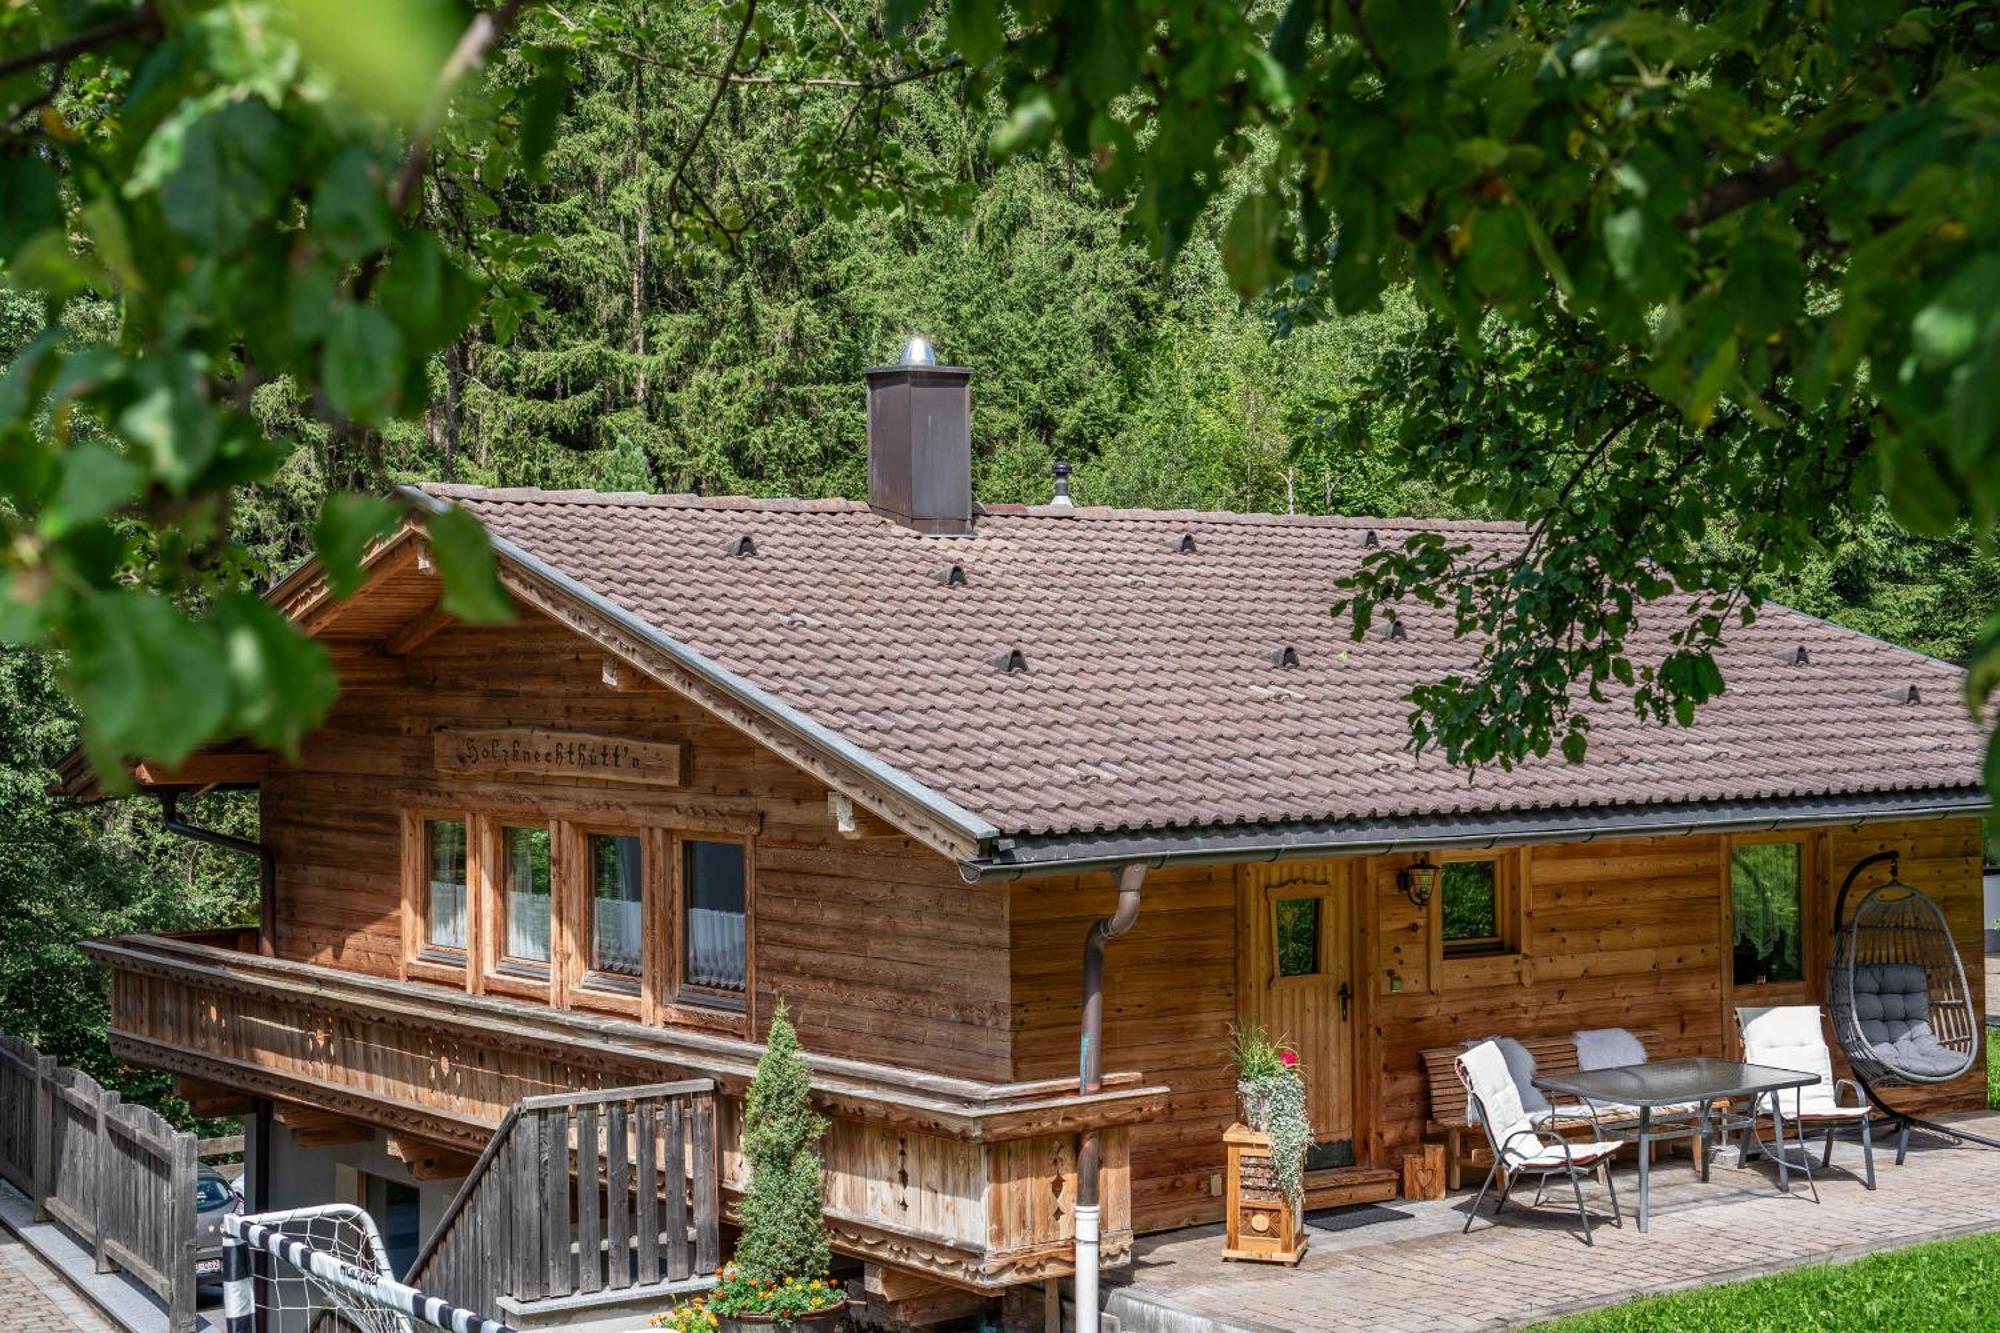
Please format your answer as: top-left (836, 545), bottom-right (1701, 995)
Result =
top-left (264, 613), bottom-right (1012, 1079)
top-left (1009, 864), bottom-right (1239, 1234)
top-left (1009, 819), bottom-right (1988, 1235)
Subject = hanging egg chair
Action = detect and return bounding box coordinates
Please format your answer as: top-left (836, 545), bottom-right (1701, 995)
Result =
top-left (1828, 851), bottom-right (2000, 1155)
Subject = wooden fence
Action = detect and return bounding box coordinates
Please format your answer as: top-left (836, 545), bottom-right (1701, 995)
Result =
top-left (408, 1080), bottom-right (721, 1316)
top-left (0, 1032), bottom-right (199, 1332)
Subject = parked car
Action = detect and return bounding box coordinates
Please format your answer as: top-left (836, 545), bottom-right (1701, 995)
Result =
top-left (193, 1169), bottom-right (242, 1286)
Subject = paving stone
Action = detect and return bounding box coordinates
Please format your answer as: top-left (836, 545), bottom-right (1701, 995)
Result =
top-left (0, 1232), bottom-right (113, 1333)
top-left (1104, 1111), bottom-right (2000, 1331)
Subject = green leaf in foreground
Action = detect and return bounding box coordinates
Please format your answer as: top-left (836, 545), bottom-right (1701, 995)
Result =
top-left (312, 492), bottom-right (403, 599)
top-left (426, 506), bottom-right (515, 624)
top-left (66, 590), bottom-right (231, 768)
top-left (212, 593), bottom-right (339, 757)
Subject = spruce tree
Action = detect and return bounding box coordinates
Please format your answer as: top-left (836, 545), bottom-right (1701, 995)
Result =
top-left (734, 1002), bottom-right (831, 1282)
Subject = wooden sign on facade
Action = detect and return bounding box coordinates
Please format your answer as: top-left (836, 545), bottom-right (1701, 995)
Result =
top-left (433, 729), bottom-right (686, 787)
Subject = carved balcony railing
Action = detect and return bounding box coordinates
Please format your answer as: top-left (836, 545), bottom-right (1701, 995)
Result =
top-left (85, 933), bottom-right (1166, 1291)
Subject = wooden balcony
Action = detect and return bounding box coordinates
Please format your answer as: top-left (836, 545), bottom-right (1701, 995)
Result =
top-left (85, 933), bottom-right (1166, 1291)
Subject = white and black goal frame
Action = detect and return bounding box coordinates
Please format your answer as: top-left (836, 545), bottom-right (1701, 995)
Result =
top-left (221, 1204), bottom-right (516, 1333)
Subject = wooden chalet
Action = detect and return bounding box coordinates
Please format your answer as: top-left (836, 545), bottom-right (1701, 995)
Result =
top-left (74, 351), bottom-right (1990, 1328)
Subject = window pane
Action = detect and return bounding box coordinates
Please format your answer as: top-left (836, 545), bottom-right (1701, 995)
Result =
top-left (424, 819), bottom-right (467, 951)
top-left (684, 841), bottom-right (745, 992)
top-left (1441, 862), bottom-right (1499, 944)
top-left (502, 826), bottom-right (552, 964)
top-left (1274, 899), bottom-right (1320, 977)
top-left (590, 834), bottom-right (644, 977)
top-left (1732, 843), bottom-right (1803, 985)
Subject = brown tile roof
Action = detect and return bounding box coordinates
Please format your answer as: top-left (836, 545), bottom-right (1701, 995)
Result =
top-left (423, 485), bottom-right (1986, 841)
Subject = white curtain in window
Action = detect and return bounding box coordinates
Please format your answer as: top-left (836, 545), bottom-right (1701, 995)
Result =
top-left (508, 891), bottom-right (551, 962)
top-left (426, 879), bottom-right (466, 950)
top-left (594, 900), bottom-right (643, 976)
top-left (686, 908), bottom-right (745, 990)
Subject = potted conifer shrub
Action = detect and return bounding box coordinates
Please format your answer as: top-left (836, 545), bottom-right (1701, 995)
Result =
top-left (654, 1003), bottom-right (848, 1332)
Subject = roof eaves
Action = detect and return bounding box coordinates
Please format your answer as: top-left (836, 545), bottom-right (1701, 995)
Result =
top-left (962, 785), bottom-right (1990, 881)
top-left (398, 485), bottom-right (1001, 854)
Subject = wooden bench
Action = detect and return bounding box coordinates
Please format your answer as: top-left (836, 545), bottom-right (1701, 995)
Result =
top-left (1420, 1028), bottom-right (1674, 1190)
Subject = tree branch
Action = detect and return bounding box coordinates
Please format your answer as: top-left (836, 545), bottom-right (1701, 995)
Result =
top-left (664, 0), bottom-right (757, 227)
top-left (389, 0), bottom-right (538, 216)
top-left (0, 4), bottom-right (157, 82)
top-left (1682, 121), bottom-right (1864, 228)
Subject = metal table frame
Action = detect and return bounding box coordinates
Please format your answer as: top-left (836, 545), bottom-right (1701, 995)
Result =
top-left (1534, 1058), bottom-right (1821, 1232)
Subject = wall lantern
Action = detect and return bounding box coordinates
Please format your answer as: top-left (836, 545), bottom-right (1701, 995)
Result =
top-left (1400, 857), bottom-right (1439, 908)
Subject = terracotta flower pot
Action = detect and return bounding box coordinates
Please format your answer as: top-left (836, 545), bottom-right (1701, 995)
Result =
top-left (714, 1302), bottom-right (849, 1333)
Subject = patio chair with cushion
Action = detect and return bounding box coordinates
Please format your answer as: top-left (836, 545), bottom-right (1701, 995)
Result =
top-left (1735, 1005), bottom-right (1876, 1189)
top-left (1455, 1039), bottom-right (1624, 1245)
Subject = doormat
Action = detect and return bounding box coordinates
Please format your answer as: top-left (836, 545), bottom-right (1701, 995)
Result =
top-left (1304, 1203), bottom-right (1410, 1234)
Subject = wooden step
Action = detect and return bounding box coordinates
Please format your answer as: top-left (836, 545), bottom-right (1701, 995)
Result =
top-left (1301, 1165), bottom-right (1400, 1211)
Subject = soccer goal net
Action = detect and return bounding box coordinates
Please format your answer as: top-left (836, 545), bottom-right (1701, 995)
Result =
top-left (221, 1204), bottom-right (515, 1333)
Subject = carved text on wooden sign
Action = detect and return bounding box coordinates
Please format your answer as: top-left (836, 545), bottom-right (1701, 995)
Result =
top-left (433, 729), bottom-right (686, 787)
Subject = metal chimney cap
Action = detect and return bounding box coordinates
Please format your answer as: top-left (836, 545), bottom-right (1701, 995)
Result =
top-left (898, 336), bottom-right (938, 367)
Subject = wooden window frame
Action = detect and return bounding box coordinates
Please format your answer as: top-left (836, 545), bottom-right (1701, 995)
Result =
top-left (562, 824), bottom-right (654, 1021)
top-left (665, 832), bottom-right (754, 1025)
top-left (398, 801), bottom-right (753, 1036)
top-left (1437, 852), bottom-right (1521, 959)
top-left (400, 808), bottom-right (474, 987)
top-left (1723, 832), bottom-right (1815, 993)
top-left (480, 814), bottom-right (560, 1002)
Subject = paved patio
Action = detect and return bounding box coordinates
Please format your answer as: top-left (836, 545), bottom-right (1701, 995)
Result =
top-left (0, 1230), bottom-right (112, 1333)
top-left (1104, 1111), bottom-right (2000, 1332)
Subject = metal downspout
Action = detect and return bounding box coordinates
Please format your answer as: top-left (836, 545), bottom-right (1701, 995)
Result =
top-left (1075, 862), bottom-right (1144, 1333)
top-left (161, 789), bottom-right (277, 957)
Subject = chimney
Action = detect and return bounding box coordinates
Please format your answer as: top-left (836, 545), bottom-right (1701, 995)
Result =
top-left (865, 336), bottom-right (974, 536)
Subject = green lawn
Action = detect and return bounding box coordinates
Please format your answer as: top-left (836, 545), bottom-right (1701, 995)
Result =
top-left (1541, 1232), bottom-right (2000, 1331)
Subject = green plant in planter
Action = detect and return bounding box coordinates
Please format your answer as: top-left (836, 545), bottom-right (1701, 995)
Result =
top-left (1230, 1024), bottom-right (1309, 1211)
top-left (655, 1004), bottom-right (843, 1331)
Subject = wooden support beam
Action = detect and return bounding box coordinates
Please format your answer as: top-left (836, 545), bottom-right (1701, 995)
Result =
top-left (601, 654), bottom-right (646, 690)
top-left (827, 791), bottom-right (902, 841)
top-left (174, 1075), bottom-right (252, 1118)
top-left (383, 602), bottom-right (456, 657)
top-left (135, 753), bottom-right (270, 789)
top-left (864, 1264), bottom-right (953, 1304)
top-left (386, 1133), bottom-right (478, 1182)
top-left (274, 1102), bottom-right (374, 1148)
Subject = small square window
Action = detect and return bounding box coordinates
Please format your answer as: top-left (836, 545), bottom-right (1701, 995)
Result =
top-left (501, 825), bottom-right (552, 966)
top-left (683, 840), bottom-right (745, 994)
top-left (1732, 842), bottom-right (1803, 985)
top-left (589, 834), bottom-right (644, 980)
top-left (1441, 861), bottom-right (1502, 954)
top-left (1274, 898), bottom-right (1321, 977)
top-left (423, 819), bottom-right (467, 953)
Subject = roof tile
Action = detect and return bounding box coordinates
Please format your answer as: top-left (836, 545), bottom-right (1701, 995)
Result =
top-left (427, 485), bottom-right (1987, 838)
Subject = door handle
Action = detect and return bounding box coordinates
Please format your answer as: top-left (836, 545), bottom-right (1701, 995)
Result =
top-left (1338, 981), bottom-right (1352, 1022)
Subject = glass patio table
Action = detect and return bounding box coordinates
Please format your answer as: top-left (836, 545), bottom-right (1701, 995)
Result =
top-left (1533, 1057), bottom-right (1820, 1232)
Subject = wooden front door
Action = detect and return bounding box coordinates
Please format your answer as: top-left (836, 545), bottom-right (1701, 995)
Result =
top-left (1239, 862), bottom-right (1356, 1154)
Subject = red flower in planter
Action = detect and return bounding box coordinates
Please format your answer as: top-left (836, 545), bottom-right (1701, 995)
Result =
top-left (1280, 1049), bottom-right (1299, 1068)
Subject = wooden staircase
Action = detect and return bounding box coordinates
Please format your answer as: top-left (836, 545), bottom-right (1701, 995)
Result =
top-left (404, 1080), bottom-right (721, 1322)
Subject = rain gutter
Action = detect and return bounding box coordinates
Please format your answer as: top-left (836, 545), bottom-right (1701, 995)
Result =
top-left (960, 787), bottom-right (1990, 882)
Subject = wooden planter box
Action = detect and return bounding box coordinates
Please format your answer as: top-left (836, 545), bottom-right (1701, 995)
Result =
top-left (1221, 1123), bottom-right (1306, 1265)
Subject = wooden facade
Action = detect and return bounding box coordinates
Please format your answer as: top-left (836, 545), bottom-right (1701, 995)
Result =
top-left (1009, 818), bottom-right (1988, 1234)
top-left (86, 541), bottom-right (1991, 1294)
